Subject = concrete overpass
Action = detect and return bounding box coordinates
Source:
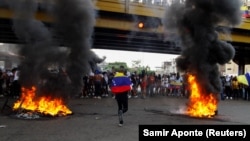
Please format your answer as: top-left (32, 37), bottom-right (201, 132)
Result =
top-left (0, 0), bottom-right (250, 69)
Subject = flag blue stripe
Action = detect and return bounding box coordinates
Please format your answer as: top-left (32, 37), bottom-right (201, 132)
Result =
top-left (245, 73), bottom-right (250, 85)
top-left (111, 76), bottom-right (132, 87)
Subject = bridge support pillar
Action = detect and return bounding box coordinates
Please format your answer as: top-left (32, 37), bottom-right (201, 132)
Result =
top-left (5, 60), bottom-right (13, 69)
top-left (238, 55), bottom-right (245, 75)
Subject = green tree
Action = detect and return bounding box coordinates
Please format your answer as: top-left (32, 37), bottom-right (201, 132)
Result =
top-left (104, 62), bottom-right (128, 71)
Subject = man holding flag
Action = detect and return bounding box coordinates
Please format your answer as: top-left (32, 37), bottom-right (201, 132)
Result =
top-left (110, 65), bottom-right (132, 127)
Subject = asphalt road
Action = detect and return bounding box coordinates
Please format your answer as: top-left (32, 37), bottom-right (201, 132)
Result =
top-left (0, 95), bottom-right (250, 141)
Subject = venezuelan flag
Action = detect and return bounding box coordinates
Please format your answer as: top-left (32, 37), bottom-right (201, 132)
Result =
top-left (237, 73), bottom-right (250, 86)
top-left (111, 72), bottom-right (132, 94)
top-left (246, 73), bottom-right (250, 85)
top-left (241, 5), bottom-right (250, 18)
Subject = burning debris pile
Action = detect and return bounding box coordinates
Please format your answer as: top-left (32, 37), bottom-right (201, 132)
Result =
top-left (13, 87), bottom-right (72, 119)
top-left (3, 0), bottom-right (103, 117)
top-left (186, 74), bottom-right (218, 118)
top-left (163, 0), bottom-right (242, 118)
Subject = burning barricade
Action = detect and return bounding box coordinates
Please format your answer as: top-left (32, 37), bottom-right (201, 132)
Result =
top-left (163, 0), bottom-right (242, 119)
top-left (12, 86), bottom-right (72, 119)
top-left (185, 74), bottom-right (218, 118)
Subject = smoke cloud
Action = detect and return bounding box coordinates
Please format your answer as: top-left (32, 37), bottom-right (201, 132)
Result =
top-left (7, 0), bottom-right (104, 98)
top-left (163, 0), bottom-right (242, 95)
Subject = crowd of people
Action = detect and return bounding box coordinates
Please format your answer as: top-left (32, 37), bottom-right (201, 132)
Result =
top-left (80, 68), bottom-right (188, 100)
top-left (0, 67), bottom-right (21, 99)
top-left (220, 75), bottom-right (250, 101)
top-left (1, 66), bottom-right (249, 102)
top-left (80, 68), bottom-right (250, 102)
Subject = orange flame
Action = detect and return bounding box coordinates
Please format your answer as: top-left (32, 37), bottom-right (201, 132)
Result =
top-left (13, 86), bottom-right (72, 116)
top-left (186, 74), bottom-right (218, 118)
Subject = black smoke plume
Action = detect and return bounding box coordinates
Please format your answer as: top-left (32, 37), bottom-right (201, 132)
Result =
top-left (7, 0), bottom-right (104, 98)
top-left (163, 0), bottom-right (242, 95)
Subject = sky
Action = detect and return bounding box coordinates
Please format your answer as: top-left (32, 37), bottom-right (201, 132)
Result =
top-left (92, 49), bottom-right (179, 70)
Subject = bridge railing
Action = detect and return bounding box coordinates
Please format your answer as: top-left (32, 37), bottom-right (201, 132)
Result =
top-left (94, 0), bottom-right (167, 17)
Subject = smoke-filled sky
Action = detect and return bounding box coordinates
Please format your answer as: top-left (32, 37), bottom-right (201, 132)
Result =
top-left (5, 0), bottom-right (104, 98)
top-left (163, 0), bottom-right (242, 95)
